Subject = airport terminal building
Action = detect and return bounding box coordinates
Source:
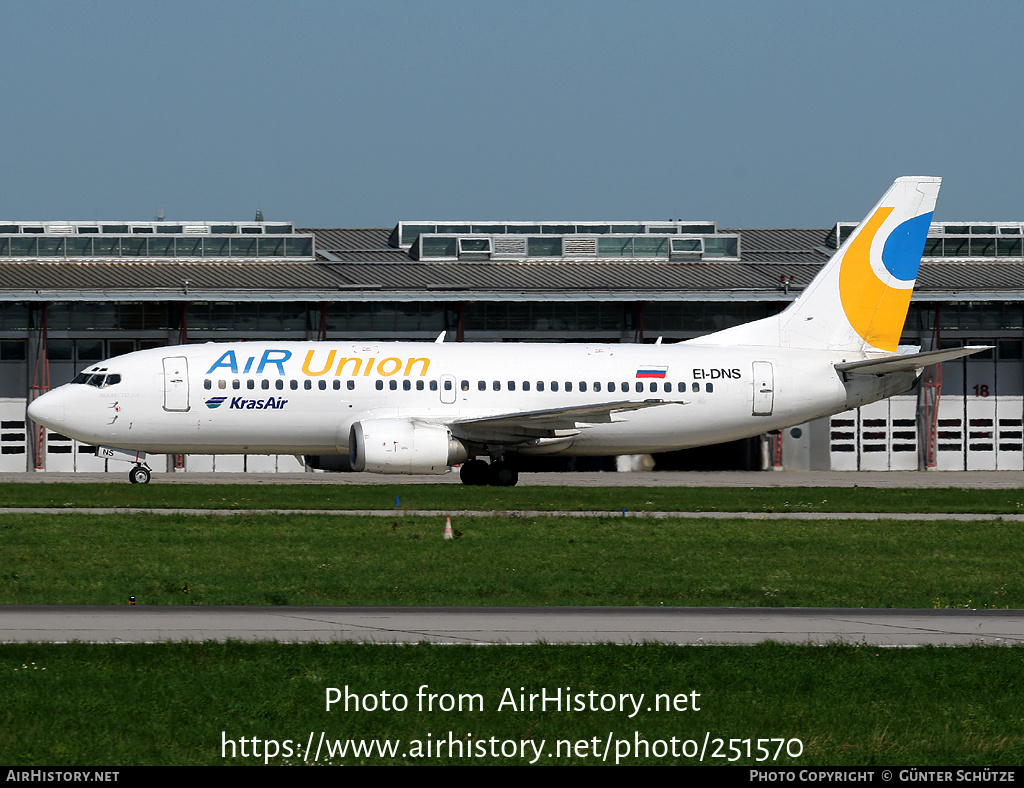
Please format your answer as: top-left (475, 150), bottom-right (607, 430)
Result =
top-left (1, 215), bottom-right (1021, 475)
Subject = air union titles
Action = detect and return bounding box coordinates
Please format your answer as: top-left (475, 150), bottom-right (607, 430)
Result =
top-left (205, 349), bottom-right (431, 378)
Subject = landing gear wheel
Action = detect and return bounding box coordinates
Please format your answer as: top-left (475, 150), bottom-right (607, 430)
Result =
top-left (488, 461), bottom-right (519, 487)
top-left (128, 465), bottom-right (151, 485)
top-left (459, 459), bottom-right (489, 486)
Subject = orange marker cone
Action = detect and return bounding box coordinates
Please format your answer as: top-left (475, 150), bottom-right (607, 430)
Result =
top-left (443, 516), bottom-right (453, 541)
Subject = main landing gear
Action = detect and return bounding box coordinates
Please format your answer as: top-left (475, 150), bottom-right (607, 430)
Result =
top-left (459, 458), bottom-right (519, 487)
top-left (128, 464), bottom-right (152, 485)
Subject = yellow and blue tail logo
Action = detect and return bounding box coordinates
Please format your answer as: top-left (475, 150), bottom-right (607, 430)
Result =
top-left (837, 181), bottom-right (936, 352)
top-left (688, 176), bottom-right (940, 353)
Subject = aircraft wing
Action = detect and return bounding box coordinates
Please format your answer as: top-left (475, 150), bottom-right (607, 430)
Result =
top-left (835, 346), bottom-right (992, 376)
top-left (450, 399), bottom-right (684, 442)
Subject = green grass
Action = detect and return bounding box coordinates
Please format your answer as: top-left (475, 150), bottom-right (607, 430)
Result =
top-left (1, 512), bottom-right (1021, 607)
top-left (4, 481), bottom-right (1024, 514)
top-left (3, 642), bottom-right (1023, 765)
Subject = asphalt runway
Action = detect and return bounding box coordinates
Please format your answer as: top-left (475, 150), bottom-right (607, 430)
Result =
top-left (5, 469), bottom-right (1024, 488)
top-left (3, 605), bottom-right (1023, 646)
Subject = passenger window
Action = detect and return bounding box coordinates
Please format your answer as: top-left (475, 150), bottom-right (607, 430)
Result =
top-left (275, 380), bottom-right (284, 390)
top-left (232, 380), bottom-right (240, 390)
top-left (416, 381), bottom-right (424, 391)
top-left (204, 379), bottom-right (211, 390)
top-left (649, 382), bottom-right (657, 392)
top-left (635, 382), bottom-right (643, 392)
top-left (707, 382), bottom-right (714, 393)
top-left (523, 381), bottom-right (530, 391)
top-left (218, 380), bottom-right (226, 390)
top-left (565, 382), bottom-right (572, 392)
top-left (537, 382), bottom-right (544, 392)
top-left (579, 381), bottom-right (587, 392)
top-left (594, 382), bottom-right (601, 392)
top-left (478, 381), bottom-right (486, 391)
top-left (246, 380), bottom-right (255, 390)
top-left (346, 380), bottom-right (354, 391)
top-left (375, 380), bottom-right (384, 390)
top-left (551, 382), bottom-right (559, 392)
top-left (389, 380), bottom-right (397, 391)
top-left (290, 380), bottom-right (299, 390)
top-left (431, 380), bottom-right (439, 391)
top-left (303, 380), bottom-right (312, 390)
top-left (692, 382), bottom-right (699, 392)
top-left (403, 380), bottom-right (411, 391)
top-left (262, 379), bottom-right (270, 390)
top-left (507, 381), bottom-right (516, 391)
top-left (620, 382), bottom-right (628, 393)
top-left (318, 380), bottom-right (327, 390)
top-left (492, 381), bottom-right (500, 391)
top-left (461, 380), bottom-right (469, 391)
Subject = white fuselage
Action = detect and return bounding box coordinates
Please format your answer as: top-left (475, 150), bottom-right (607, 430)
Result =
top-left (28, 340), bottom-right (908, 459)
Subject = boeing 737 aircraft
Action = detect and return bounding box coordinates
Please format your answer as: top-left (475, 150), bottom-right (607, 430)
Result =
top-left (27, 177), bottom-right (984, 485)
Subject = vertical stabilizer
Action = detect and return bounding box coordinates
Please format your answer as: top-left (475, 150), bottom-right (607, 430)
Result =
top-left (689, 176), bottom-right (940, 353)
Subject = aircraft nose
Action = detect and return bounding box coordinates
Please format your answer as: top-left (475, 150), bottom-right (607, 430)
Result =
top-left (27, 387), bottom-right (66, 432)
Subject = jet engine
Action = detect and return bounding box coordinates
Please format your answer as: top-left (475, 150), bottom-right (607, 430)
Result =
top-left (349, 418), bottom-right (469, 474)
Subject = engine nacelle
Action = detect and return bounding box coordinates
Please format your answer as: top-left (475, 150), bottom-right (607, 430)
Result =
top-left (349, 418), bottom-right (468, 475)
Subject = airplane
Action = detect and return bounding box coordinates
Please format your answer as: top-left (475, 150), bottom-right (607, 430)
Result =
top-left (27, 176), bottom-right (986, 486)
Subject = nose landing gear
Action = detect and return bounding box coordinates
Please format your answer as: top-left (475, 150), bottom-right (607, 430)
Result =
top-left (128, 464), bottom-right (152, 485)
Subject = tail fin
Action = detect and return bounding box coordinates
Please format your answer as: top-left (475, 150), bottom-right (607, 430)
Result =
top-left (690, 176), bottom-right (940, 353)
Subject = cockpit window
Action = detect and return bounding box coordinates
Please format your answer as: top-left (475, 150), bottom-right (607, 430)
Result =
top-left (71, 372), bottom-right (121, 388)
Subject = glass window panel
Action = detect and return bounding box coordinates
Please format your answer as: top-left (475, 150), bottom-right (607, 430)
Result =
top-left (120, 237), bottom-right (146, 256)
top-left (211, 225), bottom-right (236, 234)
top-left (76, 340), bottom-right (104, 361)
top-left (0, 340), bottom-right (27, 360)
top-left (37, 238), bottom-right (64, 256)
top-left (504, 225), bottom-right (539, 234)
top-left (997, 238), bottom-right (1022, 257)
top-left (0, 303), bottom-right (28, 330)
top-left (943, 237), bottom-right (968, 256)
top-left (632, 237), bottom-right (668, 257)
top-left (611, 225), bottom-right (644, 233)
top-left (258, 237), bottom-right (285, 256)
top-left (471, 225), bottom-right (505, 234)
top-left (285, 237), bottom-right (312, 256)
top-left (436, 225), bottom-right (470, 233)
top-left (542, 225), bottom-right (574, 234)
top-left (64, 237), bottom-right (92, 257)
top-left (421, 237), bottom-right (457, 257)
top-left (704, 237), bottom-right (738, 257)
top-left (92, 237), bottom-right (120, 256)
top-left (922, 238), bottom-right (942, 256)
top-left (598, 237), bottom-right (632, 257)
top-left (527, 237), bottom-right (561, 256)
top-left (204, 237), bottom-right (230, 256)
top-left (147, 237), bottom-right (175, 256)
top-left (230, 237), bottom-right (258, 257)
top-left (176, 237), bottom-right (202, 256)
top-left (969, 238), bottom-right (996, 256)
top-left (47, 340), bottom-right (73, 360)
top-left (401, 224), bottom-right (435, 245)
top-left (9, 238), bottom-right (36, 256)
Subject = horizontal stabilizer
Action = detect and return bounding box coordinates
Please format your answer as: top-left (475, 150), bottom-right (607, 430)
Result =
top-left (835, 346), bottom-right (992, 376)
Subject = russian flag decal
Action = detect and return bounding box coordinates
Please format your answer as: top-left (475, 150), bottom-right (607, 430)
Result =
top-left (635, 366), bottom-right (668, 379)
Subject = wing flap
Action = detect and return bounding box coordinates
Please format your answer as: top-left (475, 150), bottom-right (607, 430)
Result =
top-left (451, 399), bottom-right (684, 442)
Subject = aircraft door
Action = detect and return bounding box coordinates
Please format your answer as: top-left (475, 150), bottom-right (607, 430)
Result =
top-left (440, 374), bottom-right (456, 405)
top-left (752, 361), bottom-right (774, 416)
top-left (162, 356), bottom-right (190, 412)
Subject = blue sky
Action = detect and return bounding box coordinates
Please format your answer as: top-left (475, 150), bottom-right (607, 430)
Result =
top-left (1, 1), bottom-right (1021, 228)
